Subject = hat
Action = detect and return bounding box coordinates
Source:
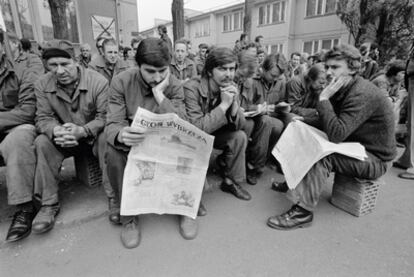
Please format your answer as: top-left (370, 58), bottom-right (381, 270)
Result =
top-left (42, 39), bottom-right (74, 60)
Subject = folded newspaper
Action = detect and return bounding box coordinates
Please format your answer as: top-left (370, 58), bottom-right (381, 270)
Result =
top-left (271, 120), bottom-right (367, 189)
top-left (120, 108), bottom-right (214, 219)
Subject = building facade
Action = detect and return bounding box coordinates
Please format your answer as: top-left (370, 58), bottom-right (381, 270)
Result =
top-left (0, 0), bottom-right (138, 51)
top-left (139, 0), bottom-right (350, 57)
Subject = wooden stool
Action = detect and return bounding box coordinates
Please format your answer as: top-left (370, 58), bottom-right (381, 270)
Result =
top-left (74, 155), bottom-right (102, 188)
top-left (331, 174), bottom-right (384, 217)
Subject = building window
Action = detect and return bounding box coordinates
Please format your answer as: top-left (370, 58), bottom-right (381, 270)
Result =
top-left (258, 1), bottom-right (286, 26)
top-left (303, 38), bottom-right (339, 54)
top-left (222, 10), bottom-right (243, 32)
top-left (306, 0), bottom-right (336, 17)
top-left (265, 43), bottom-right (283, 54)
top-left (195, 19), bottom-right (210, 38)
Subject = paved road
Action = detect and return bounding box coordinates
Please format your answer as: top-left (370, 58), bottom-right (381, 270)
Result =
top-left (0, 158), bottom-right (413, 277)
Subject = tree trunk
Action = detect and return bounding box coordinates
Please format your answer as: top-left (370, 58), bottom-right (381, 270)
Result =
top-left (172, 0), bottom-right (184, 42)
top-left (243, 0), bottom-right (254, 41)
top-left (48, 0), bottom-right (69, 40)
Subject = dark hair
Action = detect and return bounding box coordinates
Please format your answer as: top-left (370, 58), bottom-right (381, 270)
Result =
top-left (0, 30), bottom-right (4, 44)
top-left (123, 46), bottom-right (131, 59)
top-left (158, 25), bottom-right (167, 34)
top-left (262, 53), bottom-right (287, 73)
top-left (95, 36), bottom-right (106, 50)
top-left (202, 47), bottom-right (236, 78)
top-left (135, 38), bottom-right (171, 67)
top-left (102, 38), bottom-right (117, 52)
top-left (290, 52), bottom-right (301, 59)
top-left (130, 36), bottom-right (142, 48)
top-left (240, 33), bottom-right (247, 41)
top-left (246, 42), bottom-right (257, 50)
top-left (324, 44), bottom-right (361, 72)
top-left (385, 60), bottom-right (406, 77)
top-left (255, 35), bottom-right (263, 43)
top-left (257, 47), bottom-right (265, 55)
top-left (198, 43), bottom-right (208, 49)
top-left (20, 38), bottom-right (32, 51)
top-left (305, 63), bottom-right (325, 82)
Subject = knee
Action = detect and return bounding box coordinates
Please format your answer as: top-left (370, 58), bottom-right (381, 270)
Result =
top-left (34, 134), bottom-right (54, 152)
top-left (229, 130), bottom-right (247, 150)
top-left (106, 144), bottom-right (126, 167)
top-left (3, 124), bottom-right (36, 147)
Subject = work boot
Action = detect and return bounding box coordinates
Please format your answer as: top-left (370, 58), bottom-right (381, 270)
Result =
top-left (32, 203), bottom-right (60, 234)
top-left (267, 205), bottom-right (313, 230)
top-left (6, 204), bottom-right (36, 242)
top-left (179, 216), bottom-right (198, 240)
top-left (120, 216), bottom-right (141, 249)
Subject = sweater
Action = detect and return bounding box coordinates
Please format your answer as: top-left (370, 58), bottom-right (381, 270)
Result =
top-left (316, 76), bottom-right (396, 162)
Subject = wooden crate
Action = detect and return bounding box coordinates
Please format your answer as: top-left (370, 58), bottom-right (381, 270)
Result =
top-left (74, 155), bottom-right (102, 188)
top-left (331, 174), bottom-right (384, 217)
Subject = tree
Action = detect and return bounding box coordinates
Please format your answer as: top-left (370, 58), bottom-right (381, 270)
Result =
top-left (48, 0), bottom-right (69, 40)
top-left (337, 0), bottom-right (414, 64)
top-left (171, 0), bottom-right (184, 42)
top-left (243, 0), bottom-right (254, 41)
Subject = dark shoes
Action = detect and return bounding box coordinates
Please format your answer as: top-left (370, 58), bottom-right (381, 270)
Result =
top-left (393, 162), bottom-right (408, 170)
top-left (108, 197), bottom-right (121, 225)
top-left (6, 209), bottom-right (36, 242)
top-left (120, 216), bottom-right (141, 249)
top-left (271, 180), bottom-right (289, 193)
top-left (32, 204), bottom-right (60, 234)
top-left (267, 205), bottom-right (313, 230)
top-left (220, 182), bottom-right (251, 201)
top-left (398, 172), bottom-right (414, 180)
top-left (179, 216), bottom-right (198, 240)
top-left (197, 201), bottom-right (207, 216)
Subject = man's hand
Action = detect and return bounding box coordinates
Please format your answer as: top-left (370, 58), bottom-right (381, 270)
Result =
top-left (62, 123), bottom-right (87, 141)
top-left (117, 126), bottom-right (146, 147)
top-left (221, 85), bottom-right (239, 116)
top-left (319, 76), bottom-right (352, 101)
top-left (219, 89), bottom-right (234, 112)
top-left (54, 134), bottom-right (79, 148)
top-left (152, 70), bottom-right (170, 104)
top-left (257, 102), bottom-right (267, 114)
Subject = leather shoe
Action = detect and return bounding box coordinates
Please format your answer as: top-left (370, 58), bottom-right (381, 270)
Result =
top-left (271, 180), bottom-right (289, 193)
top-left (120, 216), bottom-right (141, 249)
top-left (108, 197), bottom-right (121, 225)
top-left (246, 169), bottom-right (259, 185)
top-left (179, 216), bottom-right (198, 240)
top-left (6, 210), bottom-right (36, 242)
top-left (393, 162), bottom-right (408, 170)
top-left (220, 182), bottom-right (251, 201)
top-left (197, 201), bottom-right (207, 216)
top-left (398, 172), bottom-right (414, 180)
top-left (32, 204), bottom-right (60, 234)
top-left (267, 205), bottom-right (313, 230)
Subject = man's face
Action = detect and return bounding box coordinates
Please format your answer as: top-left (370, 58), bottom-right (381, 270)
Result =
top-left (325, 59), bottom-right (353, 81)
top-left (291, 54), bottom-right (300, 67)
top-left (199, 48), bottom-right (207, 59)
top-left (258, 53), bottom-right (265, 64)
top-left (210, 62), bottom-right (236, 88)
top-left (139, 63), bottom-right (169, 88)
top-left (258, 38), bottom-right (264, 45)
top-left (263, 66), bottom-right (281, 83)
top-left (47, 57), bottom-right (78, 85)
top-left (310, 72), bottom-right (327, 92)
top-left (393, 71), bottom-right (405, 83)
top-left (103, 44), bottom-right (118, 64)
top-left (81, 48), bottom-right (90, 58)
top-left (247, 47), bottom-right (257, 56)
top-left (174, 43), bottom-right (187, 63)
top-left (132, 42), bottom-right (139, 57)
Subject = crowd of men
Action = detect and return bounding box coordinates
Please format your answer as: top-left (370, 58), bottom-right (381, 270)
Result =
top-left (0, 24), bottom-right (413, 249)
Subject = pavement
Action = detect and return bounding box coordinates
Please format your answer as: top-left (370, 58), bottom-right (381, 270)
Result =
top-left (0, 152), bottom-right (413, 277)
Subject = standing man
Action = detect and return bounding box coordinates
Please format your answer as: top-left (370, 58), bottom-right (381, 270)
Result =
top-left (170, 39), bottom-right (197, 82)
top-left (0, 30), bottom-right (39, 242)
top-left (268, 44), bottom-right (396, 230)
top-left (32, 40), bottom-right (112, 234)
top-left (77, 43), bottom-right (92, 68)
top-left (157, 25), bottom-right (173, 56)
top-left (89, 38), bottom-right (128, 84)
top-left (184, 47), bottom-right (252, 201)
top-left (285, 52), bottom-right (302, 80)
top-left (105, 38), bottom-right (195, 249)
top-left (194, 43), bottom-right (208, 75)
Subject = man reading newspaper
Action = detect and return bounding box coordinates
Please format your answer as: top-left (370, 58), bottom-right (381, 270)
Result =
top-left (267, 44), bottom-right (396, 230)
top-left (106, 38), bottom-right (194, 249)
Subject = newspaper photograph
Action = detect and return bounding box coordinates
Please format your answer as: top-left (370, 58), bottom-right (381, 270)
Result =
top-left (120, 108), bottom-right (214, 219)
top-left (272, 120), bottom-right (367, 189)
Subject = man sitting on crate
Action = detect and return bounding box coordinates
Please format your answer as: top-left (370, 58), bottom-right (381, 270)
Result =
top-left (0, 30), bottom-right (39, 242)
top-left (31, 40), bottom-right (113, 234)
top-left (267, 44), bottom-right (396, 230)
top-left (105, 38), bottom-right (193, 249)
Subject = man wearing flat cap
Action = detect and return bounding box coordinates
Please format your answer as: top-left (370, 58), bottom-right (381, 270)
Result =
top-left (0, 30), bottom-right (39, 243)
top-left (106, 37), bottom-right (197, 249)
top-left (31, 39), bottom-right (117, 234)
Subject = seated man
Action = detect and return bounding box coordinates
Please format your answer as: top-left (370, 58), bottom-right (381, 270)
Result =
top-left (32, 40), bottom-right (111, 234)
top-left (184, 47), bottom-right (252, 201)
top-left (169, 39), bottom-right (197, 82)
top-left (105, 38), bottom-right (192, 249)
top-left (89, 38), bottom-right (129, 84)
top-left (0, 30), bottom-right (38, 242)
top-left (267, 44), bottom-right (396, 230)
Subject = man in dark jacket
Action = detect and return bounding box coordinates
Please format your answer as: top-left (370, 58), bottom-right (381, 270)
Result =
top-left (268, 44), bottom-right (396, 230)
top-left (0, 30), bottom-right (39, 242)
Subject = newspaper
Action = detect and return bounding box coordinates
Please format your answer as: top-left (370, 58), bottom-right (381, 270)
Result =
top-left (272, 120), bottom-right (367, 189)
top-left (121, 108), bottom-right (214, 219)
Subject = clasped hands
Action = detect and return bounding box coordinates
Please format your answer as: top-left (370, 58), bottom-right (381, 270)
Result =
top-left (53, 123), bottom-right (87, 148)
